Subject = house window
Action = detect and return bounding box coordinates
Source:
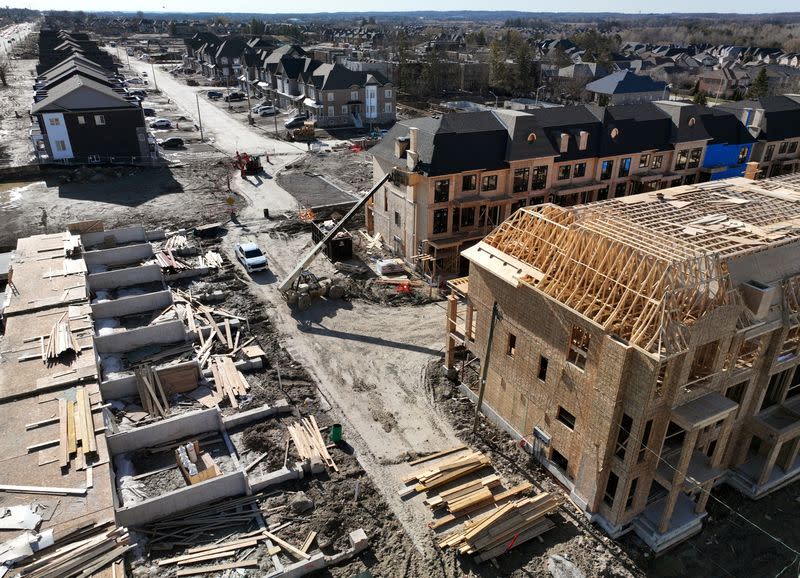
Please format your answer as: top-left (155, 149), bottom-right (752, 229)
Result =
top-left (726, 381), bottom-right (748, 405)
top-left (394, 211), bottom-right (401, 226)
top-left (350, 90), bottom-right (359, 101)
top-left (639, 154), bottom-right (650, 168)
top-left (675, 149), bottom-right (689, 170)
top-left (787, 368), bottom-right (800, 399)
top-left (55, 140), bottom-right (67, 152)
top-left (434, 179), bottom-right (450, 203)
top-left (383, 191), bottom-right (388, 212)
top-left (432, 208), bottom-right (448, 234)
top-left (557, 406), bottom-right (576, 429)
top-left (531, 166), bottom-right (548, 189)
top-left (385, 88), bottom-right (392, 98)
top-left (762, 370), bottom-right (790, 411)
top-left (462, 174), bottom-right (477, 191)
top-left (460, 206), bottom-right (475, 227)
top-left (48, 117), bottom-right (60, 126)
top-left (603, 472), bottom-right (619, 507)
top-left (557, 165), bottom-right (571, 180)
top-left (327, 93), bottom-right (334, 102)
top-left (688, 148), bottom-right (702, 169)
top-left (738, 146), bottom-right (749, 164)
top-left (600, 160), bottom-right (614, 180)
top-left (652, 155), bottom-right (663, 169)
top-left (94, 115), bottom-right (106, 126)
top-left (597, 186), bottom-right (609, 201)
top-left (788, 141), bottom-right (798, 154)
top-left (77, 116), bottom-right (86, 125)
top-left (614, 413), bottom-right (634, 459)
top-left (340, 105), bottom-right (347, 114)
top-left (626, 478), bottom-right (638, 510)
top-left (481, 174), bottom-right (497, 191)
top-left (551, 448), bottom-right (569, 472)
top-left (507, 333), bottom-right (516, 357)
top-left (638, 420), bottom-right (652, 463)
top-left (452, 207), bottom-right (460, 232)
top-left (615, 182), bottom-right (627, 197)
top-left (779, 141), bottom-right (788, 155)
top-left (511, 199), bottom-right (526, 212)
top-left (538, 356), bottom-right (548, 381)
top-left (513, 168), bottom-right (529, 192)
top-left (684, 174), bottom-right (696, 185)
top-left (567, 325), bottom-right (590, 370)
top-left (478, 205), bottom-right (487, 227)
top-left (764, 144), bottom-right (774, 161)
top-left (328, 106), bottom-right (335, 116)
top-left (618, 157), bottom-right (631, 178)
top-left (384, 103), bottom-right (392, 114)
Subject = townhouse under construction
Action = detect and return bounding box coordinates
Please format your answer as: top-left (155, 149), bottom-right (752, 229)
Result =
top-left (445, 173), bottom-right (800, 551)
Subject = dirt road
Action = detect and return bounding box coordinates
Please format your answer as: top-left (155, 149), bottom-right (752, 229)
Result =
top-left (220, 227), bottom-right (466, 560)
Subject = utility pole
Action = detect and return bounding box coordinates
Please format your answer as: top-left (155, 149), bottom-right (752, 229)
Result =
top-left (151, 61), bottom-right (158, 91)
top-left (195, 92), bottom-right (204, 141)
top-left (242, 50), bottom-right (253, 125)
top-left (272, 88), bottom-right (279, 138)
top-left (472, 302), bottom-right (502, 434)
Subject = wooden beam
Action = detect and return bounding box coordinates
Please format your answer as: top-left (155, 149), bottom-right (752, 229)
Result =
top-left (408, 445), bottom-right (468, 467)
top-left (264, 531), bottom-right (310, 560)
top-left (58, 398), bottom-right (69, 468)
top-left (176, 561), bottom-right (258, 576)
top-left (0, 484), bottom-right (86, 496)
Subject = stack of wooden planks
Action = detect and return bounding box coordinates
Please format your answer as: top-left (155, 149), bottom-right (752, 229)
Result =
top-left (58, 385), bottom-right (98, 468)
top-left (437, 492), bottom-right (559, 563)
top-left (209, 357), bottom-right (249, 409)
top-left (134, 365), bottom-right (170, 419)
top-left (199, 250), bottom-right (224, 269)
top-left (402, 451), bottom-right (492, 494)
top-left (287, 416), bottom-right (338, 472)
top-left (45, 313), bottom-right (79, 360)
top-left (154, 250), bottom-right (190, 271)
top-left (10, 523), bottom-right (133, 578)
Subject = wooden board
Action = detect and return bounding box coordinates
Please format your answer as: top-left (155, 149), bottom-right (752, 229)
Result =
top-left (58, 398), bottom-right (69, 468)
top-left (176, 561), bottom-right (258, 576)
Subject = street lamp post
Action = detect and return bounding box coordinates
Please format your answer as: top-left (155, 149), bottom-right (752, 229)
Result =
top-left (489, 90), bottom-right (498, 108)
top-left (241, 51), bottom-right (253, 125)
top-left (151, 62), bottom-right (158, 91)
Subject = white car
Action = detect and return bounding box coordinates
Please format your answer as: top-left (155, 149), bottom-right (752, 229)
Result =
top-left (149, 118), bottom-right (171, 129)
top-left (258, 106), bottom-right (278, 117)
top-left (235, 242), bottom-right (268, 273)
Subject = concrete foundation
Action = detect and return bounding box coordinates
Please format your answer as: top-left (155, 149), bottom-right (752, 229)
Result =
top-left (84, 243), bottom-right (153, 270)
top-left (265, 529), bottom-right (368, 578)
top-left (91, 289), bottom-right (173, 320)
top-left (88, 264), bottom-right (163, 292)
top-left (82, 226), bottom-right (148, 249)
top-left (221, 400), bottom-right (293, 430)
top-left (115, 471), bottom-right (249, 527)
top-left (94, 319), bottom-right (187, 354)
top-left (106, 407), bottom-right (221, 455)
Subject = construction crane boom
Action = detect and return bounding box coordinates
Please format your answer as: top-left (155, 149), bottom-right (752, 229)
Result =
top-left (278, 173), bottom-right (391, 293)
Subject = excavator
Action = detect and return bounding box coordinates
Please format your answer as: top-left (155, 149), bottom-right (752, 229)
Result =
top-left (278, 174), bottom-right (391, 310)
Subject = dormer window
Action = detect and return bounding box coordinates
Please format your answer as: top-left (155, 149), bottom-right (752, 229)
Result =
top-left (559, 132), bottom-right (569, 153)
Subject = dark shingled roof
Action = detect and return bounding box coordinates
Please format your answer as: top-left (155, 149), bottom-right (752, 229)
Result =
top-left (717, 96), bottom-right (800, 141)
top-left (586, 70), bottom-right (667, 95)
top-left (698, 108), bottom-right (756, 146)
top-left (528, 105), bottom-right (603, 160)
top-left (588, 103), bottom-right (674, 156)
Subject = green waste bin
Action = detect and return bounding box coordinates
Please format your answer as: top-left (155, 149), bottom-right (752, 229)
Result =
top-left (330, 423), bottom-right (343, 442)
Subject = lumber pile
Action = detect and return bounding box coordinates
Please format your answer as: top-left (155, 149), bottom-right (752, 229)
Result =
top-left (163, 234), bottom-right (189, 251)
top-left (10, 523), bottom-right (133, 578)
top-left (44, 314), bottom-right (79, 360)
top-left (402, 451), bottom-right (491, 493)
top-left (199, 251), bottom-right (223, 269)
top-left (57, 385), bottom-right (98, 468)
top-left (154, 250), bottom-right (190, 271)
top-left (134, 365), bottom-right (170, 419)
top-left (287, 416), bottom-right (338, 472)
top-left (138, 495), bottom-right (264, 547)
top-left (437, 493), bottom-right (559, 562)
top-left (209, 357), bottom-right (249, 409)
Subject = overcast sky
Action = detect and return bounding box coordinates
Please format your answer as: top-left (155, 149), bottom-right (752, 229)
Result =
top-left (5, 0), bottom-right (798, 14)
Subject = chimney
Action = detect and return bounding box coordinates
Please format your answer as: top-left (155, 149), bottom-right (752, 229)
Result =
top-left (407, 126), bottom-right (419, 171)
top-left (560, 132), bottom-right (570, 153)
top-left (394, 136), bottom-right (410, 159)
top-left (744, 161), bottom-right (760, 180)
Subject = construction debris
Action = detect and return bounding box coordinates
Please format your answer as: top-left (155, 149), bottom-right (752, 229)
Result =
top-left (287, 416), bottom-right (338, 472)
top-left (401, 451), bottom-right (491, 493)
top-left (437, 492), bottom-right (559, 563)
top-left (44, 314), bottom-right (79, 360)
top-left (134, 365), bottom-right (170, 419)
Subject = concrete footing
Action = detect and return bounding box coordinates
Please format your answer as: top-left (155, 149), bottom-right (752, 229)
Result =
top-left (265, 529), bottom-right (368, 578)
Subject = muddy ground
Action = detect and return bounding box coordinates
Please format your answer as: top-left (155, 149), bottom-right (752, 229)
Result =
top-left (280, 148), bottom-right (375, 196)
top-left (0, 57), bottom-right (37, 167)
top-left (428, 357), bottom-right (800, 578)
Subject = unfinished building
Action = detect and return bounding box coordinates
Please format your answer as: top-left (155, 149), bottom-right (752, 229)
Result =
top-left (445, 174), bottom-right (800, 551)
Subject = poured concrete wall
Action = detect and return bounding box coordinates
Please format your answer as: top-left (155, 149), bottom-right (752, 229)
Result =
top-left (94, 319), bottom-right (187, 353)
top-left (91, 290), bottom-right (173, 320)
top-left (107, 407), bottom-right (222, 455)
top-left (84, 244), bottom-right (154, 269)
top-left (101, 374), bottom-right (138, 399)
top-left (115, 470), bottom-right (249, 527)
top-left (88, 264), bottom-right (163, 291)
top-left (82, 226), bottom-right (147, 249)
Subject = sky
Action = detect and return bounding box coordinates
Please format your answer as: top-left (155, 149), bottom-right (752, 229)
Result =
top-left (5, 0), bottom-right (800, 14)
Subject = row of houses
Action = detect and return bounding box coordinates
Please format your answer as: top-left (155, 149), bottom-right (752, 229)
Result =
top-left (183, 34), bottom-right (396, 128)
top-left (368, 96), bottom-right (800, 277)
top-left (30, 30), bottom-right (154, 165)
